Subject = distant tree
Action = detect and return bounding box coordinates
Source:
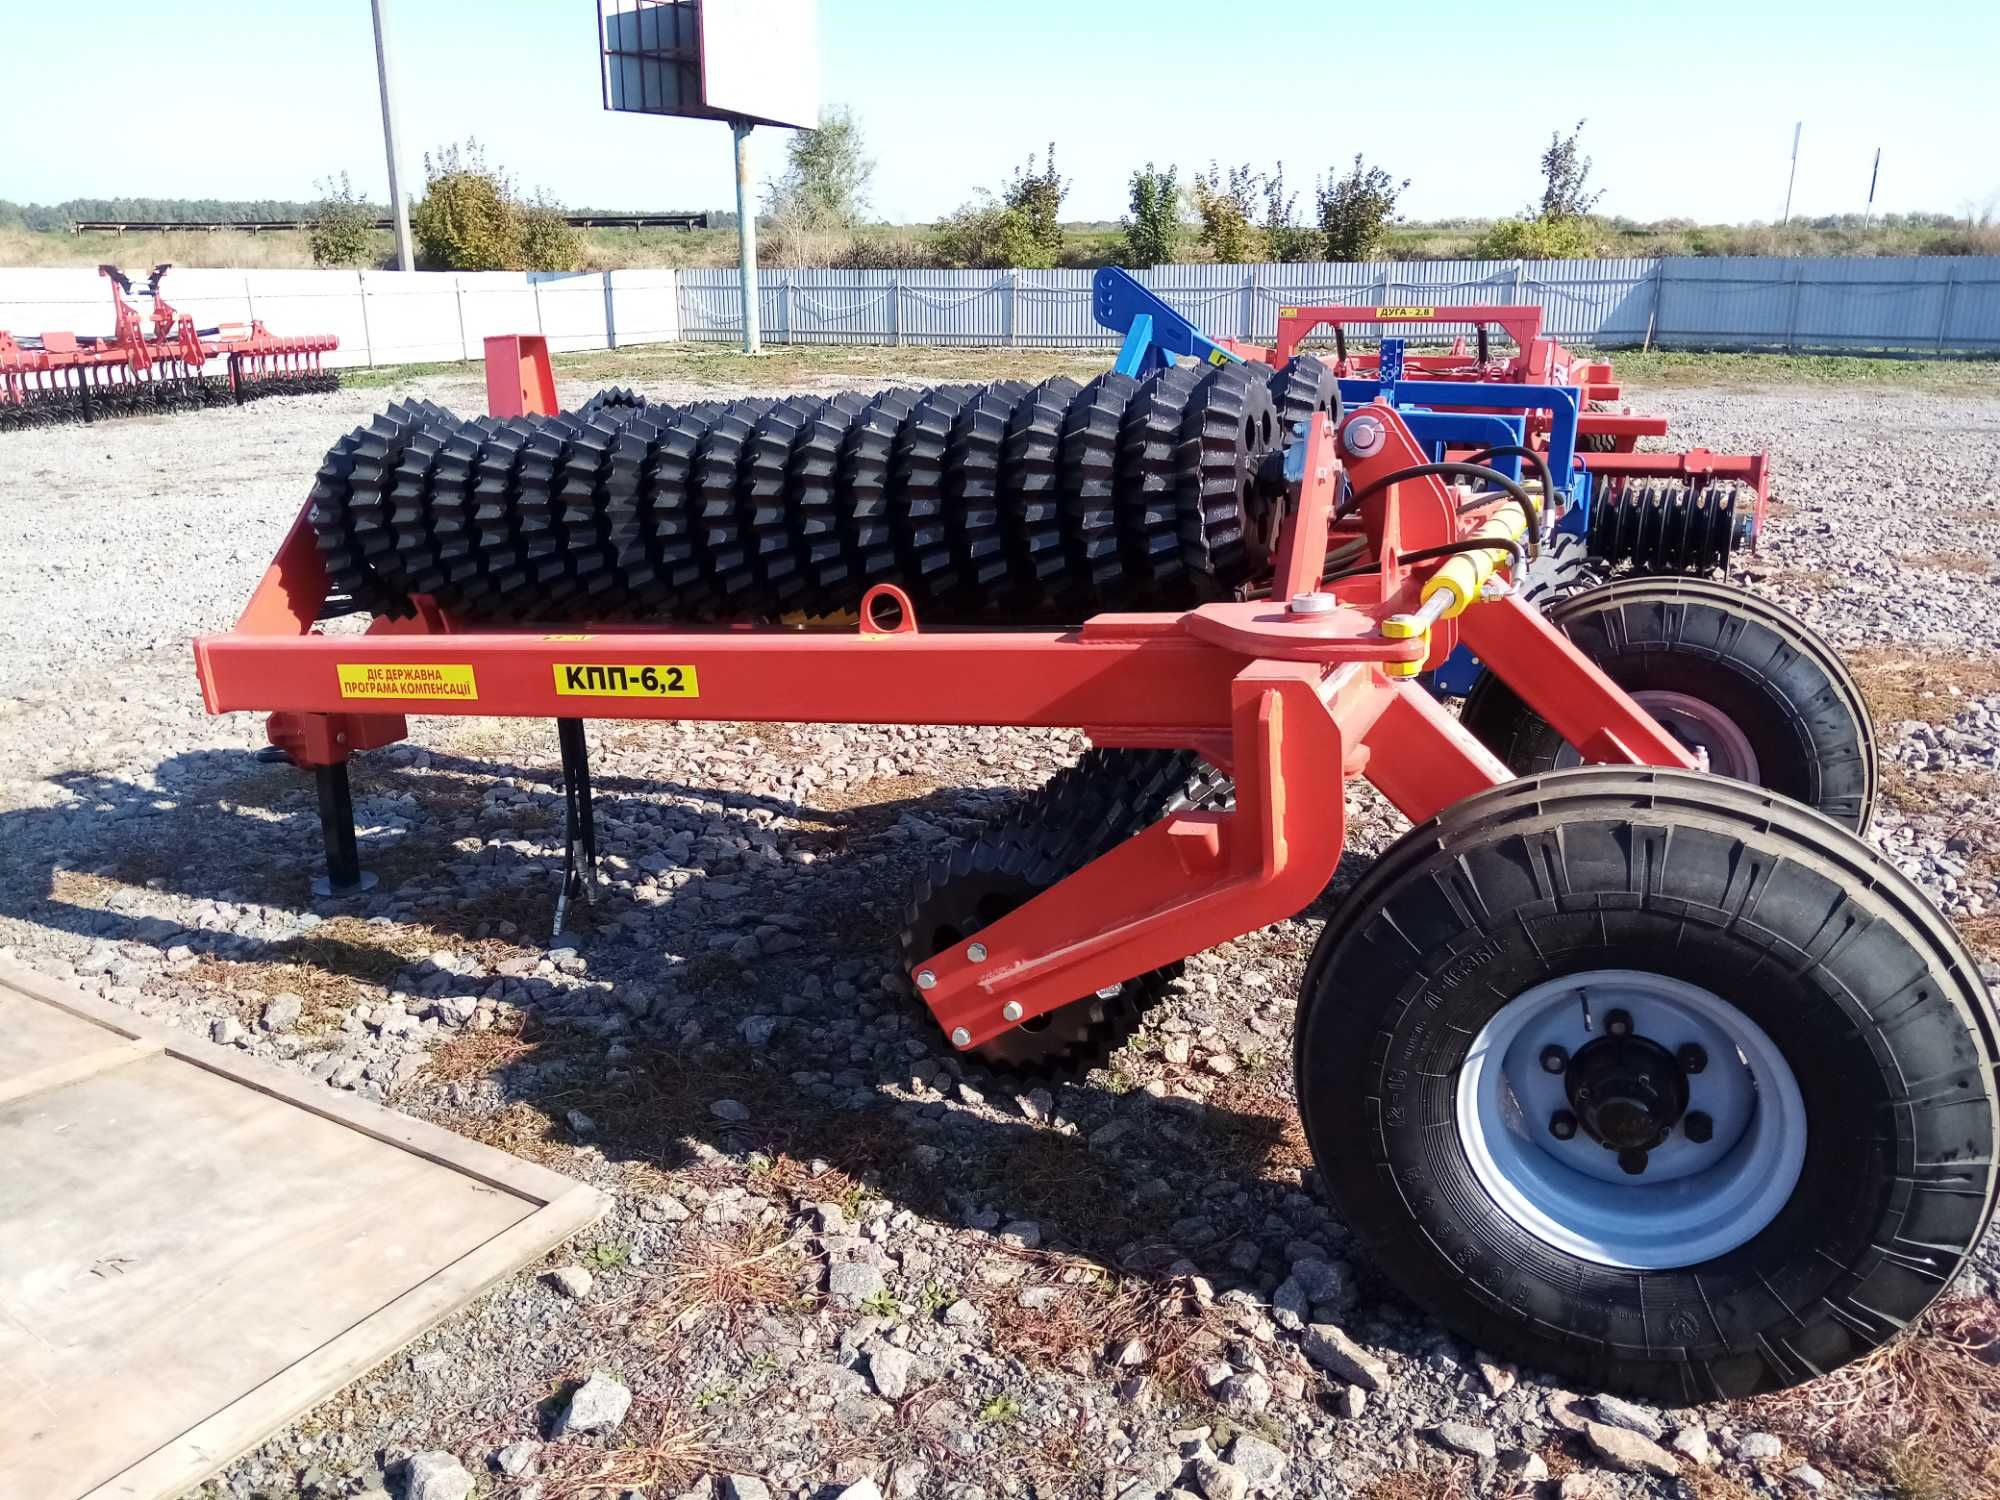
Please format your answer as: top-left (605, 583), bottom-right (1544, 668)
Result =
top-left (409, 139), bottom-right (582, 272)
top-left (1537, 120), bottom-right (1603, 221)
top-left (306, 172), bottom-right (377, 268)
top-left (1317, 155), bottom-right (1407, 261)
top-left (1122, 162), bottom-right (1182, 267)
top-left (1261, 163), bottom-right (1319, 262)
top-left (1191, 161), bottom-right (1263, 264)
top-left (1000, 143), bottom-right (1068, 266)
top-left (765, 103), bottom-right (875, 263)
top-left (929, 143), bottom-right (1068, 270)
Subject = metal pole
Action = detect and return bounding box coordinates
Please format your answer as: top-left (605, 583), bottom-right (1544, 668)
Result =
top-left (732, 119), bottom-right (762, 354)
top-left (1781, 121), bottom-right (1801, 228)
top-left (371, 0), bottom-right (415, 272)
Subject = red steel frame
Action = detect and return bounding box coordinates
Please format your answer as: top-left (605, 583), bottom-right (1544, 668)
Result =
top-left (192, 334), bottom-right (1698, 1052)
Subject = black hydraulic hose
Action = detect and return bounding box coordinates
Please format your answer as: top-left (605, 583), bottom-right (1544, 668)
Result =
top-left (1398, 535), bottom-right (1528, 569)
top-left (1335, 460), bottom-right (1540, 544)
top-left (1459, 442), bottom-right (1554, 541)
top-left (1318, 534), bottom-right (1528, 587)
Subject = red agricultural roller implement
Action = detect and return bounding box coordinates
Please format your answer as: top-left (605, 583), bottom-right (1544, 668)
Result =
top-left (191, 333), bottom-right (1996, 1401)
top-left (0, 263), bottom-right (338, 432)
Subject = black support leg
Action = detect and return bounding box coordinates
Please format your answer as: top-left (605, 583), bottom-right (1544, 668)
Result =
top-left (311, 761), bottom-right (376, 897)
top-left (553, 718), bottom-right (599, 939)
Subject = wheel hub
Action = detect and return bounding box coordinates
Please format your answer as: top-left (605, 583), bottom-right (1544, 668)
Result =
top-left (1564, 1033), bottom-right (1689, 1154)
top-left (1455, 969), bottom-right (1808, 1269)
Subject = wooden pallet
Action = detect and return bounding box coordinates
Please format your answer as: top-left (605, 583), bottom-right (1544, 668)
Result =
top-left (0, 959), bottom-right (606, 1500)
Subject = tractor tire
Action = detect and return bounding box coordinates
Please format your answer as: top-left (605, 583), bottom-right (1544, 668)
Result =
top-left (901, 748), bottom-right (1231, 1075)
top-left (1579, 397), bottom-right (1620, 453)
top-left (1456, 575), bottom-right (1877, 831)
top-left (1296, 766), bottom-right (1999, 1400)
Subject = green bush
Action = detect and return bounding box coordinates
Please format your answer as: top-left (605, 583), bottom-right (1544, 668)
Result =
top-left (518, 194), bottom-right (583, 272)
top-left (1474, 215), bottom-right (1599, 259)
top-left (307, 172), bottom-right (377, 268)
top-left (409, 139), bottom-right (581, 273)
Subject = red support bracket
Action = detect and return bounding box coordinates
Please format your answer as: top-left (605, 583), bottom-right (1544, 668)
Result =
top-left (484, 334), bottom-right (557, 419)
top-left (1457, 595), bottom-right (1700, 770)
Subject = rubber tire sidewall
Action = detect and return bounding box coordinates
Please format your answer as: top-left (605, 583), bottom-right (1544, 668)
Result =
top-left (1296, 768), bottom-right (1996, 1400)
top-left (1457, 576), bottom-right (1877, 831)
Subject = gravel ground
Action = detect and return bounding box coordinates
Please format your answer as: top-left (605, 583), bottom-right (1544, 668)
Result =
top-left (2, 365), bottom-right (1998, 1500)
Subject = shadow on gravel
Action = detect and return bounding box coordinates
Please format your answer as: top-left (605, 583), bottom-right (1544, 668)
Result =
top-left (2, 737), bottom-right (1365, 1292)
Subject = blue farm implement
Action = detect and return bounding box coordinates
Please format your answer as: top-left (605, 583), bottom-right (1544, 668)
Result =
top-left (1092, 268), bottom-right (1768, 579)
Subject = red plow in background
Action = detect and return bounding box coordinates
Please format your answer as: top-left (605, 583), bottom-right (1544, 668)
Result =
top-left (0, 264), bottom-right (339, 432)
top-left (1267, 300), bottom-right (1770, 535)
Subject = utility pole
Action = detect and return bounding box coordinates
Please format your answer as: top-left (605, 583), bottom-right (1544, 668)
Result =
top-left (1781, 121), bottom-right (1801, 227)
top-left (372, 0), bottom-right (415, 272)
top-left (732, 119), bottom-right (761, 354)
top-left (1862, 147), bottom-right (1881, 230)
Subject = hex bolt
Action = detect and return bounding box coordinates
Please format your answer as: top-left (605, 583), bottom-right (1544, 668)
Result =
top-left (966, 942), bottom-right (987, 963)
top-left (1678, 1042), bottom-right (1708, 1074)
top-left (1540, 1044), bottom-right (1568, 1075)
top-left (950, 1027), bottom-right (971, 1048)
top-left (915, 969), bottom-right (937, 991)
top-left (1617, 1147), bottom-right (1650, 1175)
top-left (1683, 1110), bottom-right (1714, 1144)
top-left (1002, 1001), bottom-right (1023, 1022)
top-left (1605, 1008), bottom-right (1633, 1037)
top-left (1549, 1110), bottom-right (1578, 1140)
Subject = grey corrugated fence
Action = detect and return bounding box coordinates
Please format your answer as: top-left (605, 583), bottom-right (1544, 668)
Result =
top-left (679, 256), bottom-right (2000, 354)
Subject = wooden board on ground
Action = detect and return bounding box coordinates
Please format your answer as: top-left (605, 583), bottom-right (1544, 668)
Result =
top-left (0, 958), bottom-right (606, 1500)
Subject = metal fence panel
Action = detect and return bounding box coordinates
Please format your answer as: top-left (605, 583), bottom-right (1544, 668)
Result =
top-left (675, 256), bottom-right (2000, 354)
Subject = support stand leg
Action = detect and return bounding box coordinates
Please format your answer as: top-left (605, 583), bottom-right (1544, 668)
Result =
top-left (553, 718), bottom-right (599, 940)
top-left (311, 761), bottom-right (377, 897)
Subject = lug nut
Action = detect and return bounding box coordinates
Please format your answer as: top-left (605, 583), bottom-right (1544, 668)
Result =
top-left (1540, 1044), bottom-right (1568, 1075)
top-left (1617, 1147), bottom-right (1650, 1175)
top-left (1677, 1042), bottom-right (1708, 1074)
top-left (1683, 1110), bottom-right (1714, 1144)
top-left (1605, 1009), bottom-right (1633, 1037)
top-left (1549, 1110), bottom-right (1578, 1140)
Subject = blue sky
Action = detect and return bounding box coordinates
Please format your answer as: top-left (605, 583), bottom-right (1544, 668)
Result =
top-left (2, 0), bottom-right (1994, 225)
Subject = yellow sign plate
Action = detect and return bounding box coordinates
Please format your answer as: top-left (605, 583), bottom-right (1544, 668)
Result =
top-left (1375, 305), bottom-right (1436, 319)
top-left (336, 663), bottom-right (478, 701)
top-left (1276, 305), bottom-right (1300, 318)
top-left (553, 663), bottom-right (700, 698)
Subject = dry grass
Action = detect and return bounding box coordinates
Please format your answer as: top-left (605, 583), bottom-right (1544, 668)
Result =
top-left (1741, 1296), bottom-right (2000, 1498)
top-left (617, 1219), bottom-right (810, 1350)
top-left (1200, 1079), bottom-right (1313, 1185)
top-left (1958, 914), bottom-right (2000, 961)
top-left (1847, 648), bottom-right (2000, 727)
top-left (1878, 761), bottom-right (2000, 817)
top-left (983, 1247), bottom-right (1238, 1403)
top-left (1905, 549), bottom-right (1997, 577)
top-left (175, 914), bottom-right (483, 1033)
top-left (532, 1398), bottom-right (728, 1499)
top-left (1356, 1458), bottom-right (1480, 1500)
